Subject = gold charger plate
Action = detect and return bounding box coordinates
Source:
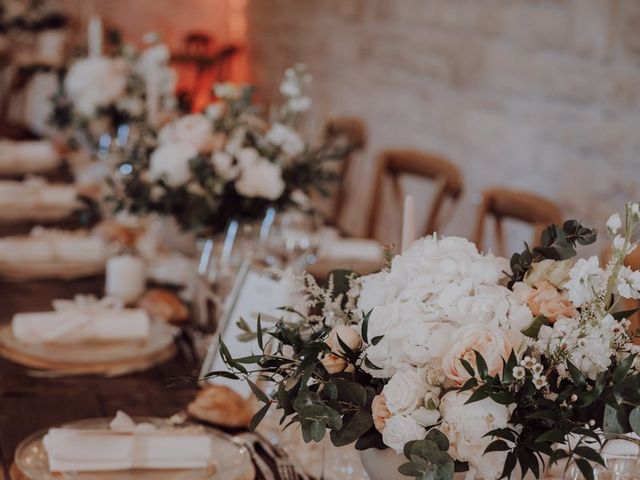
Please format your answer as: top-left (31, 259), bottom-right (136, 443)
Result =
top-left (13, 417), bottom-right (255, 480)
top-left (0, 320), bottom-right (177, 375)
top-left (0, 259), bottom-right (104, 281)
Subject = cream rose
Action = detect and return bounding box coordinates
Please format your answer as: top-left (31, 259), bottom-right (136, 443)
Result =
top-left (320, 325), bottom-right (362, 374)
top-left (410, 407), bottom-right (441, 428)
top-left (320, 353), bottom-right (348, 374)
top-left (525, 259), bottom-right (573, 288)
top-left (515, 280), bottom-right (577, 324)
top-left (371, 394), bottom-right (391, 432)
top-left (65, 57), bottom-right (128, 116)
top-left (149, 142), bottom-right (197, 187)
top-left (381, 414), bottom-right (426, 454)
top-left (326, 325), bottom-right (363, 353)
top-left (382, 369), bottom-right (428, 416)
top-left (528, 281), bottom-right (577, 323)
top-left (442, 324), bottom-right (524, 385)
top-left (439, 390), bottom-right (511, 480)
top-left (158, 114), bottom-right (214, 152)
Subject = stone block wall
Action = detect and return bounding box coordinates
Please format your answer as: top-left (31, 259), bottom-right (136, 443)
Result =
top-left (245, 0), bottom-right (640, 251)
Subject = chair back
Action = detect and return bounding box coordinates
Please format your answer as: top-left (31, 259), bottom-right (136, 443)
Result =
top-left (473, 187), bottom-right (563, 256)
top-left (322, 116), bottom-right (367, 226)
top-left (367, 148), bottom-right (463, 239)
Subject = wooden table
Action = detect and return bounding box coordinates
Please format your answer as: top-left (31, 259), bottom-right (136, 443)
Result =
top-left (0, 215), bottom-right (293, 479)
top-left (0, 274), bottom-right (201, 478)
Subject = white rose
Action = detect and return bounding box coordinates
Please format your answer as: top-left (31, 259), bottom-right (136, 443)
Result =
top-left (234, 149), bottom-right (285, 200)
top-left (211, 151), bottom-right (238, 179)
top-left (381, 414), bottom-right (426, 454)
top-left (382, 369), bottom-right (428, 416)
top-left (439, 390), bottom-right (511, 480)
top-left (266, 123), bottom-right (305, 158)
top-left (410, 407), bottom-right (441, 428)
top-left (158, 114), bottom-right (214, 152)
top-left (149, 142), bottom-right (197, 187)
top-left (65, 57), bottom-right (128, 116)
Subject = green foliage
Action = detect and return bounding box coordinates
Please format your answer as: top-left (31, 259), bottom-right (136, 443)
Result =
top-left (399, 432), bottom-right (454, 480)
top-left (507, 220), bottom-right (597, 287)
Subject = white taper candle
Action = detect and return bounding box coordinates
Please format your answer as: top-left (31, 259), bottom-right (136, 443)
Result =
top-left (401, 194), bottom-right (416, 253)
top-left (87, 15), bottom-right (103, 57)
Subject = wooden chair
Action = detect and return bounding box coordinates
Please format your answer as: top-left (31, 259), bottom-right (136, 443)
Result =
top-left (322, 116), bottom-right (367, 225)
top-left (473, 187), bottom-right (563, 256)
top-left (366, 148), bottom-right (463, 239)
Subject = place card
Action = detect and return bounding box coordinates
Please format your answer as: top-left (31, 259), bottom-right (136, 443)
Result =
top-left (200, 261), bottom-right (292, 397)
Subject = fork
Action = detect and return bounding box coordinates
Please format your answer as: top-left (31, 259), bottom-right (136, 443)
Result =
top-left (275, 457), bottom-right (298, 480)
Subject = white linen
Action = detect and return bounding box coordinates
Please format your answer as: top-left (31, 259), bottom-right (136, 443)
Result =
top-left (44, 412), bottom-right (212, 472)
top-left (12, 308), bottom-right (150, 344)
top-left (147, 253), bottom-right (197, 286)
top-left (0, 228), bottom-right (108, 264)
top-left (0, 178), bottom-right (79, 221)
top-left (0, 139), bottom-right (59, 175)
top-left (317, 237), bottom-right (384, 263)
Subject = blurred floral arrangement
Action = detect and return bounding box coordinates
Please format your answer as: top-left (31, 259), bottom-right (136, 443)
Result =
top-left (48, 33), bottom-right (176, 152)
top-left (211, 203), bottom-right (640, 479)
top-left (109, 65), bottom-right (349, 234)
top-left (0, 0), bottom-right (68, 33)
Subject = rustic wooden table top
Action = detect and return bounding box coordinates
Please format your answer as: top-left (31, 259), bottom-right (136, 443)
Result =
top-left (0, 273), bottom-right (202, 478)
top-left (0, 218), bottom-right (273, 479)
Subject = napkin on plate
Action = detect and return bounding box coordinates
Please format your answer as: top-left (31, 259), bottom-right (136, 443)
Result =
top-left (0, 228), bottom-right (108, 264)
top-left (0, 178), bottom-right (79, 221)
top-left (44, 411), bottom-right (213, 472)
top-left (0, 139), bottom-right (59, 175)
top-left (12, 296), bottom-right (151, 344)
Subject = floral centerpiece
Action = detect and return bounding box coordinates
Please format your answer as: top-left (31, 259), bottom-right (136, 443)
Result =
top-left (109, 65), bottom-right (349, 233)
top-left (48, 33), bottom-right (176, 152)
top-left (210, 203), bottom-right (640, 479)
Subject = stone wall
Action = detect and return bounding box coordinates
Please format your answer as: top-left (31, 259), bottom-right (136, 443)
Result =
top-left (245, 0), bottom-right (640, 251)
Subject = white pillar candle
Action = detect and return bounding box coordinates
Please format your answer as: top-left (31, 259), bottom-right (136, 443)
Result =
top-left (105, 255), bottom-right (146, 304)
top-left (87, 15), bottom-right (103, 58)
top-left (401, 194), bottom-right (416, 253)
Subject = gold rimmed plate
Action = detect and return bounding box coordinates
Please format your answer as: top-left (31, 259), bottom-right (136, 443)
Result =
top-left (0, 320), bottom-right (177, 375)
top-left (13, 417), bottom-right (255, 480)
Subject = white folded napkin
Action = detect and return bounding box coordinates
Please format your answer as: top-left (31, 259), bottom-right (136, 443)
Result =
top-left (317, 237), bottom-right (384, 263)
top-left (147, 254), bottom-right (197, 286)
top-left (0, 178), bottom-right (79, 220)
top-left (0, 139), bottom-right (59, 175)
top-left (44, 411), bottom-right (213, 472)
top-left (0, 228), bottom-right (108, 264)
top-left (12, 296), bottom-right (150, 344)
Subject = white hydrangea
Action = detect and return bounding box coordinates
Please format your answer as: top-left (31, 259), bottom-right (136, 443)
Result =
top-left (359, 236), bottom-right (531, 378)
